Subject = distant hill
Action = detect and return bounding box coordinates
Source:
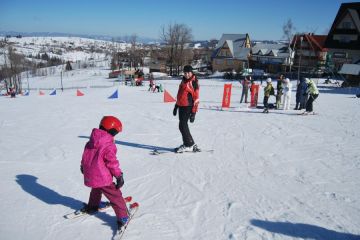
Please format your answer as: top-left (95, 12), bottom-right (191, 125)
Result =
top-left (0, 31), bottom-right (159, 44)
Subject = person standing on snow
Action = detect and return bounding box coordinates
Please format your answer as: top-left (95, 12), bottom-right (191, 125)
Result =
top-left (263, 78), bottom-right (274, 113)
top-left (173, 65), bottom-right (200, 153)
top-left (282, 78), bottom-right (292, 110)
top-left (276, 74), bottom-right (284, 109)
top-left (299, 78), bottom-right (308, 110)
top-left (240, 76), bottom-right (251, 103)
top-left (303, 78), bottom-right (319, 114)
top-left (294, 81), bottom-right (301, 110)
top-left (80, 116), bottom-right (128, 231)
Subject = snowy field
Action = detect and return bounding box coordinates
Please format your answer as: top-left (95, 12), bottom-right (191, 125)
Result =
top-left (0, 71), bottom-right (360, 240)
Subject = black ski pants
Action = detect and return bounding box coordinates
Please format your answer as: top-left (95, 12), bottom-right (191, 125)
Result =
top-left (263, 96), bottom-right (269, 110)
top-left (306, 94), bottom-right (318, 112)
top-left (178, 106), bottom-right (195, 147)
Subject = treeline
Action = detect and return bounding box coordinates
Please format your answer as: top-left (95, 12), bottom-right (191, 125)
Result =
top-left (0, 45), bottom-right (64, 94)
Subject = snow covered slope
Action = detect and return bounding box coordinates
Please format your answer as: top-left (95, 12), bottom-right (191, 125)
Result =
top-left (0, 72), bottom-right (359, 240)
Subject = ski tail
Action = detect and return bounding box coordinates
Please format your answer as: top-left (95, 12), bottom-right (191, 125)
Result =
top-left (118, 202), bottom-right (139, 239)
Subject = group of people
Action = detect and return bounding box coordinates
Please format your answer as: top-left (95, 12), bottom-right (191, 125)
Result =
top-left (262, 75), bottom-right (319, 114)
top-left (79, 67), bottom-right (322, 232)
top-left (79, 65), bottom-right (200, 231)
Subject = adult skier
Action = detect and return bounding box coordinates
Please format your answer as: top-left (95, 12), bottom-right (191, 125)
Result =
top-left (276, 75), bottom-right (284, 109)
top-left (304, 78), bottom-right (319, 114)
top-left (263, 78), bottom-right (274, 113)
top-left (240, 76), bottom-right (251, 103)
top-left (282, 78), bottom-right (292, 110)
top-left (299, 78), bottom-right (308, 110)
top-left (173, 65), bottom-right (200, 153)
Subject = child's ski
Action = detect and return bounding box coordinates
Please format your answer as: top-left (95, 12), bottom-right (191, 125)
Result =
top-left (64, 196), bottom-right (132, 219)
top-left (117, 202), bottom-right (139, 239)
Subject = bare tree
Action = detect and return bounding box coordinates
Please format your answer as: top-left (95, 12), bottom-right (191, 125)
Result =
top-left (282, 18), bottom-right (295, 42)
top-left (160, 23), bottom-right (193, 75)
top-left (282, 18), bottom-right (296, 73)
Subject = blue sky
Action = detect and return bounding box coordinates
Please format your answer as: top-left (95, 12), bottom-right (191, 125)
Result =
top-left (0, 0), bottom-right (355, 40)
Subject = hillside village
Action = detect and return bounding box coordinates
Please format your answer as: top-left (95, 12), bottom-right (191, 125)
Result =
top-left (0, 2), bottom-right (359, 94)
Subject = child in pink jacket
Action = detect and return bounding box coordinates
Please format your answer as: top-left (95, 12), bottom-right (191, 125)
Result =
top-left (80, 116), bottom-right (128, 230)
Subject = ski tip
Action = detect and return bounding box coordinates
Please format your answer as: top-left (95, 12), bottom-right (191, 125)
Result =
top-left (130, 202), bottom-right (139, 208)
top-left (124, 196), bottom-right (132, 202)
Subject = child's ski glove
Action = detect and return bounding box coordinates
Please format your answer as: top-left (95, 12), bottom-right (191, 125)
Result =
top-left (116, 173), bottom-right (124, 189)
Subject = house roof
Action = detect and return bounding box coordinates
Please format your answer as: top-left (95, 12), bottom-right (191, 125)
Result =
top-left (212, 34), bottom-right (250, 60)
top-left (324, 2), bottom-right (360, 50)
top-left (251, 43), bottom-right (290, 57)
top-left (291, 34), bottom-right (328, 51)
top-left (308, 35), bottom-right (327, 50)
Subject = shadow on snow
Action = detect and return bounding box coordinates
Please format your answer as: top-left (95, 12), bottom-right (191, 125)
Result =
top-left (250, 219), bottom-right (360, 240)
top-left (78, 136), bottom-right (174, 152)
top-left (15, 174), bottom-right (119, 236)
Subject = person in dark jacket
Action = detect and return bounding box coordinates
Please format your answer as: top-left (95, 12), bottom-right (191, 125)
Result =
top-left (173, 65), bottom-right (200, 153)
top-left (276, 75), bottom-right (284, 109)
top-left (299, 78), bottom-right (308, 110)
top-left (294, 81), bottom-right (301, 110)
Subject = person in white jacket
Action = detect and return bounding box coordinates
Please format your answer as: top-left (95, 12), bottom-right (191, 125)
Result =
top-left (282, 78), bottom-right (292, 110)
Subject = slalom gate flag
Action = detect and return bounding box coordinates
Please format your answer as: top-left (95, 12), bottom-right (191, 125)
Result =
top-left (221, 83), bottom-right (232, 108)
top-left (50, 89), bottom-right (56, 95)
top-left (76, 89), bottom-right (84, 96)
top-left (39, 90), bottom-right (45, 96)
top-left (108, 89), bottom-right (118, 99)
top-left (250, 84), bottom-right (260, 107)
top-left (164, 90), bottom-right (176, 103)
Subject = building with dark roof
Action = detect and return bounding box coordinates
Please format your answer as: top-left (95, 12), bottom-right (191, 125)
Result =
top-left (324, 2), bottom-right (360, 70)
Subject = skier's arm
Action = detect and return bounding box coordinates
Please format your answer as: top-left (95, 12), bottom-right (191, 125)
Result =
top-left (104, 145), bottom-right (122, 178)
top-left (192, 80), bottom-right (200, 113)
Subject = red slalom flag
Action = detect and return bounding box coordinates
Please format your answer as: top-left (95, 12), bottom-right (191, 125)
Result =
top-left (221, 83), bottom-right (232, 108)
top-left (39, 90), bottom-right (45, 96)
top-left (164, 90), bottom-right (176, 103)
top-left (76, 89), bottom-right (84, 96)
top-left (250, 84), bottom-right (260, 107)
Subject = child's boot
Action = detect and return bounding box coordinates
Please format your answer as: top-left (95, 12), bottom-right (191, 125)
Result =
top-left (117, 217), bottom-right (129, 231)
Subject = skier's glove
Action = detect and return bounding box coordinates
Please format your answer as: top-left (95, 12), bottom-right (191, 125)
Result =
top-left (173, 104), bottom-right (178, 116)
top-left (190, 112), bottom-right (196, 123)
top-left (80, 165), bottom-right (83, 174)
top-left (115, 174), bottom-right (124, 189)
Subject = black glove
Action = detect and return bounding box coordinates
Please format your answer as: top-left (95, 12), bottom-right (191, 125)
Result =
top-left (115, 174), bottom-right (124, 189)
top-left (80, 165), bottom-right (83, 174)
top-left (173, 105), bottom-right (178, 116)
top-left (190, 112), bottom-right (196, 123)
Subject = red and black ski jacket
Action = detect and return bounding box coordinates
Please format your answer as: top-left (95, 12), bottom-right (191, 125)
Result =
top-left (176, 75), bottom-right (199, 113)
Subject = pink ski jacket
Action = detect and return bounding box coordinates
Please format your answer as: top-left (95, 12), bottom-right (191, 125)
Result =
top-left (81, 128), bottom-right (122, 188)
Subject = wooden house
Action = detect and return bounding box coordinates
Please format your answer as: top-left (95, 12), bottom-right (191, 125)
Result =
top-left (324, 2), bottom-right (360, 70)
top-left (211, 34), bottom-right (251, 72)
top-left (291, 34), bottom-right (328, 74)
top-left (250, 43), bottom-right (292, 73)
